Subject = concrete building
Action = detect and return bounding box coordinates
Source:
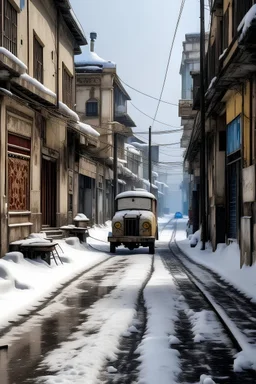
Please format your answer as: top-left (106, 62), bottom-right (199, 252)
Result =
top-left (0, 0), bottom-right (102, 256)
top-left (186, 1), bottom-right (256, 266)
top-left (75, 34), bottom-right (142, 221)
top-left (179, 33), bottom-right (209, 217)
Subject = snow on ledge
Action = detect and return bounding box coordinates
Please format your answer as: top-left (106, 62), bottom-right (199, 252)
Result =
top-left (118, 179), bottom-right (126, 185)
top-left (208, 76), bottom-right (217, 91)
top-left (0, 47), bottom-right (27, 73)
top-left (238, 4), bottom-right (256, 41)
top-left (58, 101), bottom-right (79, 121)
top-left (20, 74), bottom-right (56, 98)
top-left (78, 121), bottom-right (100, 137)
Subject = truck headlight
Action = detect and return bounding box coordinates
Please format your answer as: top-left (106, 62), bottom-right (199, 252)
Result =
top-left (114, 222), bottom-right (122, 229)
top-left (142, 222), bottom-right (151, 230)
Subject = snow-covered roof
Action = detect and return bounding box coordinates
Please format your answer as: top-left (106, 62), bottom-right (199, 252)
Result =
top-left (78, 122), bottom-right (100, 137)
top-left (116, 191), bottom-right (156, 200)
top-left (53, 0), bottom-right (87, 48)
top-left (238, 4), bottom-right (256, 41)
top-left (76, 49), bottom-right (116, 69)
top-left (125, 143), bottom-right (141, 156)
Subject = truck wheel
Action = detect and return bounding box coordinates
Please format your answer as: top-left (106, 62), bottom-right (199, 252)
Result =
top-left (149, 243), bottom-right (155, 254)
top-left (110, 243), bottom-right (116, 253)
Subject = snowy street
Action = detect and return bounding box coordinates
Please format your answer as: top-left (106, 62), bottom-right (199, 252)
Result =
top-left (1, 218), bottom-right (256, 383)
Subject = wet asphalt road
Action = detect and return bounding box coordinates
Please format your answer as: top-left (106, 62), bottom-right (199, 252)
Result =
top-left (0, 256), bottom-right (132, 384)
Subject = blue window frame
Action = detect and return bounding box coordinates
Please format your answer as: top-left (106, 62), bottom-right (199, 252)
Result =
top-left (20, 0), bottom-right (25, 10)
top-left (227, 116), bottom-right (241, 155)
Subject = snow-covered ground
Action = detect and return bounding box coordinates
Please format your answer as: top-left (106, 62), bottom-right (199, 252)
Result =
top-left (137, 256), bottom-right (181, 384)
top-left (37, 254), bottom-right (152, 384)
top-left (0, 226), bottom-right (111, 333)
top-left (178, 239), bottom-right (256, 303)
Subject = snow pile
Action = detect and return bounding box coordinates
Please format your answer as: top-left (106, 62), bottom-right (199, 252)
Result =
top-left (78, 121), bottom-right (100, 137)
top-left (234, 348), bottom-right (256, 372)
top-left (187, 309), bottom-right (229, 344)
top-left (73, 213), bottom-right (89, 221)
top-left (38, 255), bottom-right (152, 384)
top-left (76, 49), bottom-right (116, 69)
top-left (238, 4), bottom-right (256, 41)
top-left (0, 236), bottom-right (109, 332)
top-left (137, 256), bottom-right (181, 384)
top-left (0, 47), bottom-right (27, 73)
top-left (20, 74), bottom-right (56, 98)
top-left (190, 229), bottom-right (200, 247)
top-left (178, 236), bottom-right (256, 303)
top-left (200, 374), bottom-right (216, 384)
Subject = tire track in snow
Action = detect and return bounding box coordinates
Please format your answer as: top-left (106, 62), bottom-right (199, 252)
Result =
top-left (99, 255), bottom-right (154, 384)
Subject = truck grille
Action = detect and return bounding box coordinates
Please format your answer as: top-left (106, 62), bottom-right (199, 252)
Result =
top-left (124, 217), bottom-right (139, 236)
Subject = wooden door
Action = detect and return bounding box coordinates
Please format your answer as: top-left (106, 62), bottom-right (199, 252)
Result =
top-left (41, 158), bottom-right (57, 227)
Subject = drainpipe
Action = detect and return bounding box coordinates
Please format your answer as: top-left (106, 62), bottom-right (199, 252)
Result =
top-left (27, 0), bottom-right (30, 72)
top-left (56, 10), bottom-right (60, 108)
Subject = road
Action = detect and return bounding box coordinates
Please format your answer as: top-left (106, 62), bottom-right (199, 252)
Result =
top-left (1, 219), bottom-right (256, 383)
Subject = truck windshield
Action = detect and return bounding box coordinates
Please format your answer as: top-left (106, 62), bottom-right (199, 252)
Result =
top-left (117, 197), bottom-right (152, 211)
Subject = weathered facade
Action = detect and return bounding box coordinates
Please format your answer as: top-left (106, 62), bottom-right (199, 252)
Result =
top-left (186, 0), bottom-right (256, 266)
top-left (75, 35), bottom-right (143, 221)
top-left (0, 0), bottom-right (101, 256)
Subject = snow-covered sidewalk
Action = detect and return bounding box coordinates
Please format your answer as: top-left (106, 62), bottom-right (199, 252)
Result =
top-left (0, 226), bottom-right (111, 333)
top-left (178, 239), bottom-right (256, 303)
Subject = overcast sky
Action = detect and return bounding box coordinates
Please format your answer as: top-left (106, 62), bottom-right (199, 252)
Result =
top-left (71, 0), bottom-right (210, 185)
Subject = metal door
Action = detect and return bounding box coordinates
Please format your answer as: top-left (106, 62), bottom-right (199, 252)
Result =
top-left (41, 158), bottom-right (57, 227)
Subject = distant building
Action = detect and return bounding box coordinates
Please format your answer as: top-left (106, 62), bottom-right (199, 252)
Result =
top-left (75, 34), bottom-right (142, 221)
top-left (179, 33), bottom-right (208, 217)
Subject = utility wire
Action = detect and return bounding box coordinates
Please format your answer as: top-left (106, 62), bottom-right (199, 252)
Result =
top-left (152, 0), bottom-right (186, 128)
top-left (130, 102), bottom-right (181, 128)
top-left (118, 77), bottom-right (178, 107)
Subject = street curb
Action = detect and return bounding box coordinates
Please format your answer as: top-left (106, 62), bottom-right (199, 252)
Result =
top-left (173, 241), bottom-right (243, 352)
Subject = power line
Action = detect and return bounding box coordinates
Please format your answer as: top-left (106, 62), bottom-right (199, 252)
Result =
top-left (152, 0), bottom-right (186, 128)
top-left (130, 102), bottom-right (181, 128)
top-left (118, 77), bottom-right (178, 107)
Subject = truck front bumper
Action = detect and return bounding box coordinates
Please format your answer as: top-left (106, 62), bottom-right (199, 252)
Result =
top-left (108, 236), bottom-right (155, 243)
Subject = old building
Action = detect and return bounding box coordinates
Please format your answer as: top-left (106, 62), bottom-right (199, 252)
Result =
top-left (0, 0), bottom-right (100, 256)
top-left (179, 33), bottom-right (209, 217)
top-left (75, 34), bottom-right (142, 220)
top-left (186, 1), bottom-right (256, 265)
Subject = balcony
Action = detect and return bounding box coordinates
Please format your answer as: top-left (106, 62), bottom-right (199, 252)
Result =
top-left (205, 3), bottom-right (256, 116)
top-left (178, 100), bottom-right (197, 119)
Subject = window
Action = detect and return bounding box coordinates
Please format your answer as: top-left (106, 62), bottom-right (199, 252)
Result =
top-left (223, 7), bottom-right (229, 50)
top-left (62, 65), bottom-right (73, 108)
top-left (33, 35), bottom-right (43, 83)
top-left (20, 0), bottom-right (25, 10)
top-left (86, 100), bottom-right (98, 117)
top-left (3, 0), bottom-right (17, 55)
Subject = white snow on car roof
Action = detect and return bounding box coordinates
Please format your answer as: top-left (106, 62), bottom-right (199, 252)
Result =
top-left (116, 191), bottom-right (156, 200)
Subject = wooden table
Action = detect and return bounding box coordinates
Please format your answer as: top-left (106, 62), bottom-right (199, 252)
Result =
top-left (20, 242), bottom-right (62, 265)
